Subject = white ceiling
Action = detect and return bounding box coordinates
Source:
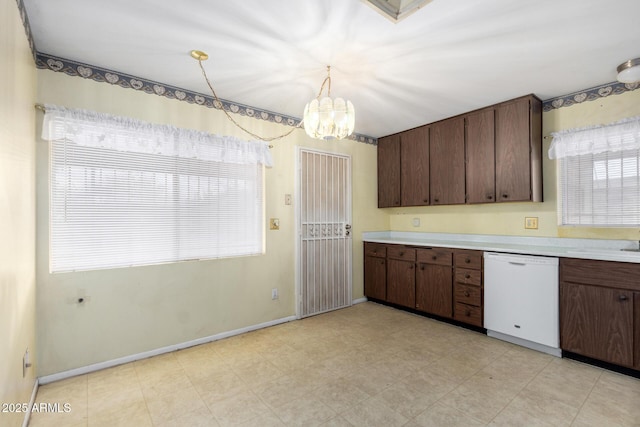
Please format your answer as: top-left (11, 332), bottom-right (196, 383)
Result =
top-left (23, 0), bottom-right (640, 138)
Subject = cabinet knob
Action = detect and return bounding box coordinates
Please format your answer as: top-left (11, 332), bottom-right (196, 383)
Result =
top-left (434, 198), bottom-right (439, 203)
top-left (487, 195), bottom-right (493, 200)
top-left (502, 194), bottom-right (509, 199)
top-left (423, 199), bottom-right (429, 203)
top-left (464, 290), bottom-right (470, 297)
top-left (465, 310), bottom-right (471, 316)
top-left (619, 294), bottom-right (628, 301)
top-left (399, 251), bottom-right (405, 256)
top-left (432, 255), bottom-right (437, 261)
top-left (465, 274), bottom-right (471, 279)
top-left (420, 263), bottom-right (425, 271)
top-left (409, 265), bottom-right (414, 270)
top-left (395, 201), bottom-right (400, 205)
top-left (465, 258), bottom-right (471, 264)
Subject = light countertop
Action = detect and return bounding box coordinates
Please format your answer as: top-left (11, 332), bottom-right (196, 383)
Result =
top-left (362, 231), bottom-right (640, 263)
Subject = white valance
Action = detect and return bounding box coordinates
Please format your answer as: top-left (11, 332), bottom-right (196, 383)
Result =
top-left (548, 116), bottom-right (640, 159)
top-left (42, 104), bottom-right (273, 167)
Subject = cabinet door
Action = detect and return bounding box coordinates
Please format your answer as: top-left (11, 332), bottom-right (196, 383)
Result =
top-left (386, 259), bottom-right (415, 308)
top-left (466, 108), bottom-right (495, 204)
top-left (377, 135), bottom-right (401, 207)
top-left (430, 117), bottom-right (465, 205)
top-left (495, 98), bottom-right (532, 202)
top-left (415, 262), bottom-right (452, 318)
top-left (635, 292), bottom-right (640, 370)
top-left (401, 126), bottom-right (430, 206)
top-left (561, 282), bottom-right (634, 367)
top-left (364, 255), bottom-right (386, 301)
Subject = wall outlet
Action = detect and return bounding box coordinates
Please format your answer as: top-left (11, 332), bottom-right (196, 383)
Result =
top-left (525, 217), bottom-right (538, 229)
top-left (271, 288), bottom-right (279, 300)
top-left (269, 218), bottom-right (280, 230)
top-left (412, 218), bottom-right (421, 227)
top-left (285, 194), bottom-right (292, 205)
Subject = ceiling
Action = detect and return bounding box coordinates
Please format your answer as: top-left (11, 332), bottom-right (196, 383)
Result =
top-left (22, 0), bottom-right (640, 139)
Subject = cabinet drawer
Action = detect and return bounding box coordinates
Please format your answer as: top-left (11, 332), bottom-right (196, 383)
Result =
top-left (454, 250), bottom-right (483, 270)
top-left (417, 248), bottom-right (453, 266)
top-left (454, 283), bottom-right (482, 306)
top-left (365, 243), bottom-right (387, 258)
top-left (454, 302), bottom-right (483, 327)
top-left (387, 246), bottom-right (416, 261)
top-left (454, 268), bottom-right (481, 286)
top-left (560, 258), bottom-right (640, 291)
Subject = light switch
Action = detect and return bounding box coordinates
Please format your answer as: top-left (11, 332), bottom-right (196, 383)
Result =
top-left (525, 217), bottom-right (538, 229)
top-left (270, 218), bottom-right (280, 230)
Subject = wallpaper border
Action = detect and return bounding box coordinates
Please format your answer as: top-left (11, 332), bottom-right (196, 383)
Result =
top-left (542, 81), bottom-right (640, 112)
top-left (35, 52), bottom-right (377, 145)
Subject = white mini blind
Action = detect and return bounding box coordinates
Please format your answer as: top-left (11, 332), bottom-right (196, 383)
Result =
top-left (44, 105), bottom-right (272, 272)
top-left (550, 116), bottom-right (640, 227)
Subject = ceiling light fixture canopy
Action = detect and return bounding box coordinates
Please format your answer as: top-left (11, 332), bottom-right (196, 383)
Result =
top-left (303, 66), bottom-right (355, 140)
top-left (617, 58), bottom-right (640, 83)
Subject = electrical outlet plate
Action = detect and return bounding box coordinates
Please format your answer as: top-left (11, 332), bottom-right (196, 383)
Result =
top-left (269, 218), bottom-right (280, 230)
top-left (271, 288), bottom-right (278, 300)
top-left (525, 217), bottom-right (538, 229)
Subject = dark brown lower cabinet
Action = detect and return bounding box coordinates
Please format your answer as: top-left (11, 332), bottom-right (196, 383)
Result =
top-left (364, 255), bottom-right (386, 301)
top-left (386, 258), bottom-right (415, 308)
top-left (560, 257), bottom-right (640, 371)
top-left (561, 282), bottom-right (634, 367)
top-left (415, 248), bottom-right (453, 318)
top-left (363, 243), bottom-right (484, 326)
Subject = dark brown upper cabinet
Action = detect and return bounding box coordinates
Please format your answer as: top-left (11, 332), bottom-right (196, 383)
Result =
top-left (400, 126), bottom-right (430, 206)
top-left (495, 95), bottom-right (543, 202)
top-left (430, 117), bottom-right (465, 205)
top-left (376, 94), bottom-right (542, 207)
top-left (465, 108), bottom-right (496, 204)
top-left (377, 134), bottom-right (401, 208)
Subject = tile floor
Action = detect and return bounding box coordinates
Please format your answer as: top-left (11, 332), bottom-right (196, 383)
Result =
top-left (29, 302), bottom-right (640, 426)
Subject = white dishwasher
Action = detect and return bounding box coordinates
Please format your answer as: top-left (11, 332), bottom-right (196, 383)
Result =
top-left (484, 252), bottom-right (560, 356)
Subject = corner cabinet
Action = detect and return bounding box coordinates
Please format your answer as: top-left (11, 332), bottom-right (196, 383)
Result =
top-left (377, 94), bottom-right (542, 207)
top-left (560, 258), bottom-right (640, 370)
top-left (494, 95), bottom-right (543, 202)
top-left (364, 242), bottom-right (483, 328)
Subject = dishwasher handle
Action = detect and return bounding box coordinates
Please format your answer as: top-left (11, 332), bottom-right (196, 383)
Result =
top-left (508, 261), bottom-right (526, 266)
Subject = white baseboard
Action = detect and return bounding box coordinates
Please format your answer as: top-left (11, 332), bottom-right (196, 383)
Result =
top-left (21, 378), bottom-right (39, 427)
top-left (38, 315), bottom-right (296, 385)
top-left (352, 297), bottom-right (368, 305)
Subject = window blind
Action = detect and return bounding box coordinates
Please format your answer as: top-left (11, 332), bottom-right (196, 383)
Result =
top-left (45, 105), bottom-right (271, 272)
top-left (551, 116), bottom-right (640, 227)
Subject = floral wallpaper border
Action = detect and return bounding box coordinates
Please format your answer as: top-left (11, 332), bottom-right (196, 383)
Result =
top-left (542, 81), bottom-right (639, 112)
top-left (34, 52), bottom-right (376, 145)
top-left (14, 0), bottom-right (36, 60)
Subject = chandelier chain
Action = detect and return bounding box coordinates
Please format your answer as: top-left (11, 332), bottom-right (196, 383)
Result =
top-left (196, 59), bottom-right (301, 142)
top-left (315, 65), bottom-right (332, 99)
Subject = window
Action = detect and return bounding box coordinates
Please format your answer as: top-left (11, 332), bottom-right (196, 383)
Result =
top-left (550, 116), bottom-right (640, 226)
top-left (44, 105), bottom-right (272, 272)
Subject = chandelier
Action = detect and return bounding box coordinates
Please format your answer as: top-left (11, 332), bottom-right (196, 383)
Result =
top-left (191, 50), bottom-right (355, 141)
top-left (303, 66), bottom-right (355, 140)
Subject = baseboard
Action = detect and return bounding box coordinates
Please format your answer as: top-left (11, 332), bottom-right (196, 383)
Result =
top-left (352, 297), bottom-right (368, 304)
top-left (487, 330), bottom-right (562, 357)
top-left (21, 378), bottom-right (39, 427)
top-left (38, 315), bottom-right (296, 385)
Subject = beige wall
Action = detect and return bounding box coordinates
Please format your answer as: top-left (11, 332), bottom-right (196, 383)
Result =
top-left (388, 89), bottom-right (640, 241)
top-left (0, 0), bottom-right (38, 425)
top-left (35, 70), bottom-right (388, 376)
